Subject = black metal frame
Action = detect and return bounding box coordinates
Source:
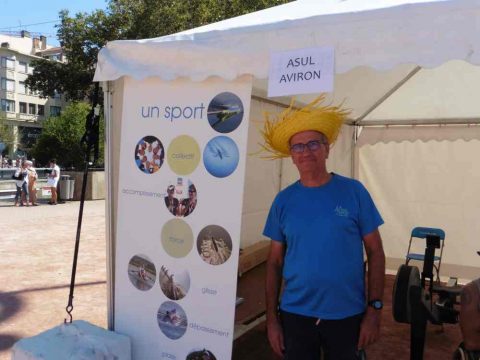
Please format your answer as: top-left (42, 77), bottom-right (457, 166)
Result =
top-left (64, 83), bottom-right (101, 323)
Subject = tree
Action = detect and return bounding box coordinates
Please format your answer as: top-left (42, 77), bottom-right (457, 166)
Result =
top-left (25, 1), bottom-right (288, 169)
top-left (30, 102), bottom-right (104, 169)
top-left (110, 0), bottom-right (292, 40)
top-left (26, 0), bottom-right (291, 102)
top-left (0, 117), bottom-right (14, 156)
top-left (26, 9), bottom-right (128, 102)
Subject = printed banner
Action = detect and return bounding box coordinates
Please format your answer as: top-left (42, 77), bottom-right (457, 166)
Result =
top-left (115, 76), bottom-right (252, 360)
top-left (268, 47), bottom-right (334, 97)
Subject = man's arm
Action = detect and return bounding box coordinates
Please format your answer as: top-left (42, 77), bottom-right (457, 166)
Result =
top-left (265, 240), bottom-right (285, 357)
top-left (358, 228), bottom-right (385, 349)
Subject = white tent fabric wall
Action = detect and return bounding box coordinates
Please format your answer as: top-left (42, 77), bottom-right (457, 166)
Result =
top-left (359, 61), bottom-right (480, 123)
top-left (357, 132), bottom-right (480, 281)
top-left (241, 98), bottom-right (283, 248)
top-left (352, 59), bottom-right (480, 281)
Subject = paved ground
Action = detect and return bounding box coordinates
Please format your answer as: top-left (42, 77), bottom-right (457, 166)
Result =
top-left (0, 197), bottom-right (465, 360)
top-left (0, 199), bottom-right (107, 360)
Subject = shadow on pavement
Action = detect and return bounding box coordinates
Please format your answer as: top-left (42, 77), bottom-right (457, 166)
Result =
top-left (0, 292), bottom-right (23, 352)
top-left (0, 281), bottom-right (106, 355)
top-left (3, 280), bottom-right (106, 296)
top-left (0, 334), bottom-right (20, 352)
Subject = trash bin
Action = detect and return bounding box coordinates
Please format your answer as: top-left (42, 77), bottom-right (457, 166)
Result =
top-left (68, 178), bottom-right (75, 200)
top-left (59, 175), bottom-right (71, 200)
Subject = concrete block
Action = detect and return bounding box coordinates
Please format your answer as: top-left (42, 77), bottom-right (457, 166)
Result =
top-left (12, 320), bottom-right (131, 360)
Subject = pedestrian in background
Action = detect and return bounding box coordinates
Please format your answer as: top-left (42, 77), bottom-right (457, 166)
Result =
top-left (26, 160), bottom-right (38, 206)
top-left (47, 158), bottom-right (60, 205)
top-left (13, 160), bottom-right (29, 207)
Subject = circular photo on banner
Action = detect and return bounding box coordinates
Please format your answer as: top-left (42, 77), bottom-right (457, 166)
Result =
top-left (207, 92), bottom-right (244, 133)
top-left (167, 135), bottom-right (201, 176)
top-left (164, 177), bottom-right (197, 217)
top-left (197, 225), bottom-right (233, 266)
top-left (159, 265), bottom-right (190, 301)
top-left (157, 301), bottom-right (188, 340)
top-left (161, 219), bottom-right (194, 258)
top-left (186, 349), bottom-right (217, 360)
top-left (203, 136), bottom-right (239, 178)
top-left (134, 135), bottom-right (165, 174)
top-left (127, 254), bottom-right (156, 291)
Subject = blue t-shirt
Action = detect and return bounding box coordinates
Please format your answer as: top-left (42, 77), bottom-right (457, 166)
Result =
top-left (263, 173), bottom-right (383, 319)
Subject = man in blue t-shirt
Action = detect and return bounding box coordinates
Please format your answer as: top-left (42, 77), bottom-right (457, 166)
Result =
top-left (261, 97), bottom-right (385, 360)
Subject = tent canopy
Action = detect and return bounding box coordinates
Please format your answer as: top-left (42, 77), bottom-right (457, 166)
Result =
top-left (97, 0), bottom-right (480, 280)
top-left (94, 0), bottom-right (480, 83)
top-left (95, 0), bottom-right (480, 126)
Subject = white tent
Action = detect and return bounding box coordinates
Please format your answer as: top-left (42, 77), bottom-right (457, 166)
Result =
top-left (95, 0), bottom-right (480, 318)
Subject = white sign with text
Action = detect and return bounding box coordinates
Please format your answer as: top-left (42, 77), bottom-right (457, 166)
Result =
top-left (268, 47), bottom-right (334, 97)
top-left (115, 76), bottom-right (252, 360)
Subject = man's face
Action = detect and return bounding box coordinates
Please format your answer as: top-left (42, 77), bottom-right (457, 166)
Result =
top-left (289, 130), bottom-right (329, 173)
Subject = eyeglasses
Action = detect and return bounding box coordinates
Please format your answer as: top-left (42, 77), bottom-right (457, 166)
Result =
top-left (290, 140), bottom-right (327, 154)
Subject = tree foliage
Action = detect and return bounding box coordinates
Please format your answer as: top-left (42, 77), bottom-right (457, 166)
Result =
top-left (26, 0), bottom-right (291, 102)
top-left (110, 0), bottom-right (291, 40)
top-left (25, 0), bottom-right (289, 168)
top-left (25, 9), bottom-right (127, 101)
top-left (30, 102), bottom-right (104, 169)
top-left (0, 117), bottom-right (14, 156)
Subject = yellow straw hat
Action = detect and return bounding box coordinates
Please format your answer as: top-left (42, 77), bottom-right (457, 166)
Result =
top-left (260, 95), bottom-right (350, 159)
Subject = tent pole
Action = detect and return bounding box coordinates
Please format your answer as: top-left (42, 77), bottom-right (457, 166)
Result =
top-left (103, 81), bottom-right (115, 331)
top-left (252, 95), bottom-right (291, 110)
top-left (357, 118), bottom-right (480, 126)
top-left (279, 158), bottom-right (283, 192)
top-left (351, 125), bottom-right (359, 179)
top-left (355, 66), bottom-right (422, 124)
top-left (251, 94), bottom-right (355, 125)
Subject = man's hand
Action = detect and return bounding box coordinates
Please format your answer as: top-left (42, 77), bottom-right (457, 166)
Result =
top-left (357, 307), bottom-right (381, 349)
top-left (265, 241), bottom-right (286, 357)
top-left (267, 317), bottom-right (285, 357)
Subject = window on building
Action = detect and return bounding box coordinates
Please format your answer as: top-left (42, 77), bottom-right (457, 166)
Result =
top-left (28, 103), bottom-right (36, 115)
top-left (18, 61), bottom-right (27, 73)
top-left (50, 106), bottom-right (61, 117)
top-left (1, 57), bottom-right (15, 69)
top-left (43, 54), bottom-right (62, 62)
top-left (19, 102), bottom-right (27, 114)
top-left (53, 90), bottom-right (62, 99)
top-left (18, 81), bottom-right (26, 94)
top-left (1, 78), bottom-right (15, 92)
top-left (1, 99), bottom-right (15, 112)
top-left (37, 104), bottom-right (45, 116)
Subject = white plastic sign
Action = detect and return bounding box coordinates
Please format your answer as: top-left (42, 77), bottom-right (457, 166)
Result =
top-left (115, 76), bottom-right (252, 360)
top-left (268, 47), bottom-right (334, 97)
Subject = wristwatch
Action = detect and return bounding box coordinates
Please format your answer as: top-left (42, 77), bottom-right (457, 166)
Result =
top-left (367, 299), bottom-right (383, 310)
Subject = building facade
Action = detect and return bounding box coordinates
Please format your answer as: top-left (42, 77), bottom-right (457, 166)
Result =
top-left (0, 31), bottom-right (66, 158)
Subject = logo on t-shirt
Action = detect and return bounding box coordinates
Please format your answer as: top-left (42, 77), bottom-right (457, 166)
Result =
top-left (334, 205), bottom-right (349, 217)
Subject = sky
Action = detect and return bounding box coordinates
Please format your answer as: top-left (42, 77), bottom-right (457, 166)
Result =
top-left (0, 0), bottom-right (108, 47)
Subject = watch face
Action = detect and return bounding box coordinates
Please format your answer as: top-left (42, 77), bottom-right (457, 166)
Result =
top-left (372, 300), bottom-right (383, 310)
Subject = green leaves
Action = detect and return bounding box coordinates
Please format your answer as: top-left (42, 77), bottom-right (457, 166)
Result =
top-left (31, 102), bottom-right (104, 168)
top-left (26, 0), bottom-right (291, 102)
top-left (0, 117), bottom-right (14, 155)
